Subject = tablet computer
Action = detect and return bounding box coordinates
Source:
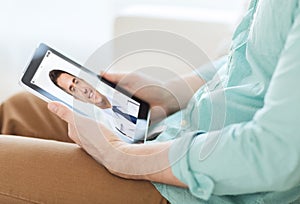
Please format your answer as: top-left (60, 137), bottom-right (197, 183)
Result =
top-left (20, 43), bottom-right (150, 143)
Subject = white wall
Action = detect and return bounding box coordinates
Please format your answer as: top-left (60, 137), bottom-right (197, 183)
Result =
top-left (1, 0), bottom-right (113, 65)
top-left (113, 0), bottom-right (244, 11)
top-left (0, 0), bottom-right (245, 102)
top-left (0, 0), bottom-right (113, 101)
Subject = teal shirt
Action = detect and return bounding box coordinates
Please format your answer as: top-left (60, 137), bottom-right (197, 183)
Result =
top-left (153, 0), bottom-right (300, 203)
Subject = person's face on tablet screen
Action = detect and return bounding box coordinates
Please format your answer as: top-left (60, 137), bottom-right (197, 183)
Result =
top-left (56, 72), bottom-right (111, 109)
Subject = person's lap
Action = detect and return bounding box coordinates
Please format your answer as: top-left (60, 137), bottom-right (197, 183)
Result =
top-left (0, 92), bottom-right (70, 142)
top-left (0, 92), bottom-right (168, 204)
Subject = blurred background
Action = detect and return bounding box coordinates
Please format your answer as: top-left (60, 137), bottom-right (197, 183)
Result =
top-left (0, 0), bottom-right (246, 102)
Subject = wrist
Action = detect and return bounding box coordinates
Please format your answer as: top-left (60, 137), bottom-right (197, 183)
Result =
top-left (162, 81), bottom-right (181, 114)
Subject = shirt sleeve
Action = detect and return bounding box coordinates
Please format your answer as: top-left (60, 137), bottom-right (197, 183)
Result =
top-left (169, 5), bottom-right (300, 200)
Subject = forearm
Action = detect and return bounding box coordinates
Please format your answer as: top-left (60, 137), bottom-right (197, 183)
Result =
top-left (111, 141), bottom-right (187, 188)
top-left (162, 56), bottom-right (228, 113)
top-left (163, 73), bottom-right (205, 114)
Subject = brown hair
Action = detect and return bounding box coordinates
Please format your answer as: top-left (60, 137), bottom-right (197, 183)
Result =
top-left (49, 69), bottom-right (75, 93)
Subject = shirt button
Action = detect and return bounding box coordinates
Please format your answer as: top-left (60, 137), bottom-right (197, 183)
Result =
top-left (181, 120), bottom-right (187, 126)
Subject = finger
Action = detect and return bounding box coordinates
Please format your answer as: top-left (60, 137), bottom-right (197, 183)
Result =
top-left (101, 72), bottom-right (126, 84)
top-left (48, 102), bottom-right (74, 123)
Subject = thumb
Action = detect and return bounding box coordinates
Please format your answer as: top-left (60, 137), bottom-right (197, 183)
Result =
top-left (101, 72), bottom-right (126, 84)
top-left (48, 102), bottom-right (74, 123)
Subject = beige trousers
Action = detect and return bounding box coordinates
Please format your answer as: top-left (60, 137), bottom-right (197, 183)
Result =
top-left (0, 92), bottom-right (168, 204)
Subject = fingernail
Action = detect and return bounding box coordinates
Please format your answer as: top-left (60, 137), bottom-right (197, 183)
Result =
top-left (48, 103), bottom-right (58, 113)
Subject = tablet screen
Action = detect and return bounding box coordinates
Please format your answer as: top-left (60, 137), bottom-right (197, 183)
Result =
top-left (21, 44), bottom-right (150, 143)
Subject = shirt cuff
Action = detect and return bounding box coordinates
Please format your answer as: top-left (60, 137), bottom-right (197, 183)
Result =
top-left (169, 131), bottom-right (215, 200)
